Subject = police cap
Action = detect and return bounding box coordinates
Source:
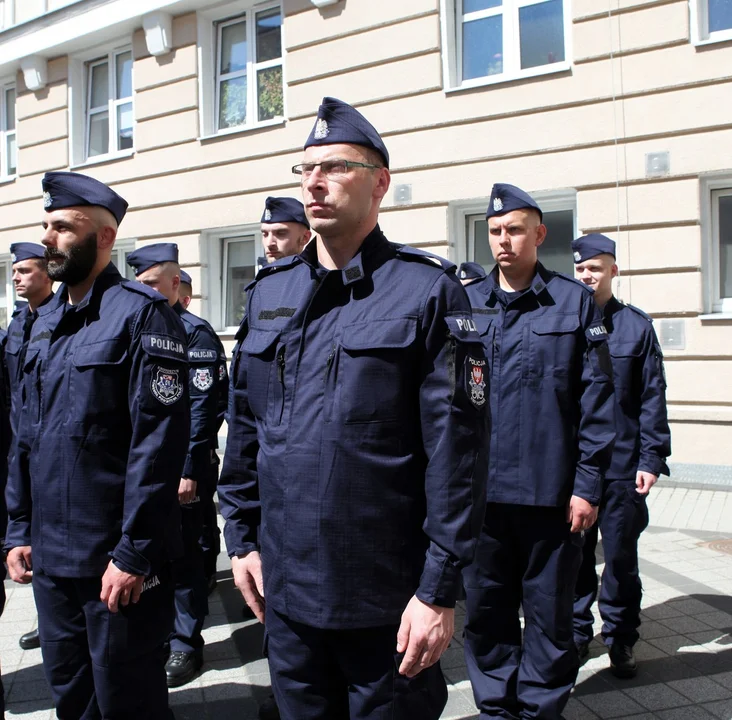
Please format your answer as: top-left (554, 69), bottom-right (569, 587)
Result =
top-left (42, 171), bottom-right (128, 225)
top-left (261, 197), bottom-right (310, 228)
top-left (486, 183), bottom-right (543, 222)
top-left (127, 243), bottom-right (179, 276)
top-left (10, 242), bottom-right (46, 264)
top-left (571, 233), bottom-right (617, 264)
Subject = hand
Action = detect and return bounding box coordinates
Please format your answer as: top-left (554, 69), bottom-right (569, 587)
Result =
top-left (636, 471), bottom-right (658, 495)
top-left (232, 551), bottom-right (265, 623)
top-left (567, 495), bottom-right (598, 533)
top-left (178, 478), bottom-right (198, 505)
top-left (7, 546), bottom-right (33, 583)
top-left (100, 560), bottom-right (144, 613)
top-left (396, 596), bottom-right (454, 678)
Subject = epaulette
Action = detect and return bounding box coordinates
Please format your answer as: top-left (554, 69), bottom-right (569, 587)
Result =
top-left (179, 307), bottom-right (208, 329)
top-left (552, 272), bottom-right (594, 294)
top-left (246, 256), bottom-right (302, 292)
top-left (120, 278), bottom-right (167, 302)
top-left (394, 244), bottom-right (455, 272)
top-left (624, 302), bottom-right (653, 323)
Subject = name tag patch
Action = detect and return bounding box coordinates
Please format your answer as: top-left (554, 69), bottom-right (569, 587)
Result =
top-left (151, 366), bottom-right (183, 405)
top-left (189, 348), bottom-right (217, 362)
top-left (468, 357), bottom-right (487, 408)
top-left (143, 333), bottom-right (186, 361)
top-left (586, 323), bottom-right (608, 340)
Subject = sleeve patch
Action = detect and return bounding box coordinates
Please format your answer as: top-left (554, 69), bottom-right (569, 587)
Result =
top-left (151, 366), bottom-right (184, 405)
top-left (188, 348), bottom-right (218, 362)
top-left (445, 316), bottom-right (481, 341)
top-left (467, 356), bottom-right (487, 408)
top-left (143, 333), bottom-right (186, 361)
top-left (192, 367), bottom-right (214, 391)
top-left (586, 323), bottom-right (608, 342)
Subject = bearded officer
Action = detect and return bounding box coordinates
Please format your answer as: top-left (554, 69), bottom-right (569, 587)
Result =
top-left (218, 97), bottom-right (488, 720)
top-left (127, 243), bottom-right (226, 687)
top-left (3, 243), bottom-right (54, 652)
top-left (260, 196), bottom-right (311, 263)
top-left (4, 171), bottom-right (189, 719)
top-left (462, 184), bottom-right (616, 720)
top-left (572, 234), bottom-right (670, 678)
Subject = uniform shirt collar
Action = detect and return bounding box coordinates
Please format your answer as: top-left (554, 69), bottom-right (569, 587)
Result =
top-left (44, 262), bottom-right (122, 315)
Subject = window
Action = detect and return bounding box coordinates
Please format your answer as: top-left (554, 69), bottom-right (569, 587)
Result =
top-left (711, 188), bottom-right (732, 313)
top-left (691, 0), bottom-right (732, 44)
top-left (223, 235), bottom-right (256, 327)
top-left (0, 257), bottom-right (13, 329)
top-left (215, 6), bottom-right (283, 132)
top-left (442, 0), bottom-right (570, 89)
top-left (0, 0), bottom-right (14, 30)
top-left (112, 241), bottom-right (137, 281)
top-left (85, 49), bottom-right (133, 160)
top-left (0, 82), bottom-right (16, 178)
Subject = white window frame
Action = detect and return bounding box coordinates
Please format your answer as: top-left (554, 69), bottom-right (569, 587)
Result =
top-left (440, 0), bottom-right (572, 92)
top-left (700, 173), bottom-right (732, 315)
top-left (0, 80), bottom-right (16, 180)
top-left (0, 0), bottom-right (15, 30)
top-left (0, 254), bottom-right (14, 330)
top-left (112, 239), bottom-right (137, 282)
top-left (449, 189), bottom-right (576, 266)
top-left (203, 223), bottom-right (262, 332)
top-left (690, 0), bottom-right (732, 46)
top-left (197, 0), bottom-right (286, 140)
top-left (68, 40), bottom-right (134, 168)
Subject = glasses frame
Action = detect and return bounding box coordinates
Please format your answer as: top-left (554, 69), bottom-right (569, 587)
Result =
top-left (292, 159), bottom-right (383, 178)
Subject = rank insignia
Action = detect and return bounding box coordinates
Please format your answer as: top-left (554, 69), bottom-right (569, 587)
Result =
top-left (314, 118), bottom-right (329, 140)
top-left (493, 197), bottom-right (503, 212)
top-left (193, 367), bottom-right (214, 392)
top-left (43, 191), bottom-right (52, 209)
top-left (467, 357), bottom-right (486, 408)
top-left (264, 208), bottom-right (272, 221)
top-left (152, 366), bottom-right (183, 405)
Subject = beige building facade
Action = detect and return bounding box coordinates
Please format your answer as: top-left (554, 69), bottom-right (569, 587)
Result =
top-left (0, 0), bottom-right (730, 475)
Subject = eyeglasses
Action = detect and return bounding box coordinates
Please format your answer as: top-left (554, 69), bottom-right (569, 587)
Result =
top-left (291, 159), bottom-right (382, 179)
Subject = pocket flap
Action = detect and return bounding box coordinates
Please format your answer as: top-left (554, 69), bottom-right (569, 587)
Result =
top-left (241, 329), bottom-right (280, 355)
top-left (531, 314), bottom-right (580, 335)
top-left (74, 341), bottom-right (128, 368)
top-left (610, 341), bottom-right (644, 358)
top-left (23, 346), bottom-right (39, 372)
top-left (341, 317), bottom-right (416, 351)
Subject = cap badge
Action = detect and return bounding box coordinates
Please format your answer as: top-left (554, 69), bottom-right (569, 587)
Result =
top-left (573, 251), bottom-right (582, 262)
top-left (264, 208), bottom-right (272, 221)
top-left (43, 191), bottom-right (52, 209)
top-left (10, 253), bottom-right (16, 263)
top-left (314, 118), bottom-right (329, 140)
top-left (460, 270), bottom-right (466, 279)
top-left (493, 197), bottom-right (503, 212)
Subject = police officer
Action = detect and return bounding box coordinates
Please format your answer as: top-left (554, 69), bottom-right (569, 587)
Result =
top-left (127, 243), bottom-right (226, 687)
top-left (260, 196), bottom-right (311, 262)
top-left (572, 233), bottom-right (670, 678)
top-left (218, 97), bottom-right (488, 720)
top-left (4, 243), bottom-right (54, 651)
top-left (4, 171), bottom-right (189, 719)
top-left (457, 261), bottom-right (487, 287)
top-left (179, 269), bottom-right (193, 310)
top-left (462, 184), bottom-right (616, 719)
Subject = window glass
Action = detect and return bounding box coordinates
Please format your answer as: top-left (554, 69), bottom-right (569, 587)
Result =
top-left (225, 237), bottom-right (256, 327)
top-left (519, 0), bottom-right (565, 70)
top-left (709, 0), bottom-right (732, 33)
top-left (463, 15), bottom-right (503, 80)
top-left (221, 20), bottom-right (248, 74)
top-left (256, 8), bottom-right (282, 63)
top-left (719, 194), bottom-right (732, 298)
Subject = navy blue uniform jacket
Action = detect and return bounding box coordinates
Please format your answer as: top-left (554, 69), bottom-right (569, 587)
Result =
top-left (603, 297), bottom-right (670, 479)
top-left (5, 264), bottom-right (190, 578)
top-left (218, 227), bottom-right (489, 629)
top-left (464, 263), bottom-right (615, 507)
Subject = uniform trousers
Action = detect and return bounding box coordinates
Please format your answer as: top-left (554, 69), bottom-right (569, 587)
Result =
top-left (0, 560), bottom-right (6, 719)
top-left (171, 497), bottom-right (208, 653)
top-left (199, 455), bottom-right (221, 581)
top-left (463, 504), bottom-right (583, 720)
top-left (34, 567), bottom-right (174, 720)
top-left (265, 605), bottom-right (448, 720)
top-left (573, 478), bottom-right (649, 648)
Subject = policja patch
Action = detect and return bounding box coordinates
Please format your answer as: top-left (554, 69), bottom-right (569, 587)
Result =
top-left (468, 357), bottom-right (487, 408)
top-left (152, 367), bottom-right (183, 405)
top-left (193, 367), bottom-right (214, 392)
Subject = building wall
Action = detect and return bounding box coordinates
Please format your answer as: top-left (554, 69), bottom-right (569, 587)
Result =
top-left (0, 0), bottom-right (730, 467)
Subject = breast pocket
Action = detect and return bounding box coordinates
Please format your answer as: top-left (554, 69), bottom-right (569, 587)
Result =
top-left (240, 329), bottom-right (283, 426)
top-left (530, 314), bottom-right (580, 377)
top-left (72, 340), bottom-right (129, 419)
top-left (333, 317), bottom-right (417, 424)
top-left (609, 341), bottom-right (643, 402)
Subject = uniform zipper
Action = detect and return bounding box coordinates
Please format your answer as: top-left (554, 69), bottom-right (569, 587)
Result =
top-left (276, 345), bottom-right (286, 424)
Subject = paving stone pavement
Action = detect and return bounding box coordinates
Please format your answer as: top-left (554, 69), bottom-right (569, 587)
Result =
top-left (3, 484), bottom-right (732, 719)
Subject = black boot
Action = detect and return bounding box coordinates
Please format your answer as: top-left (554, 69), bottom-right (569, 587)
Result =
top-left (165, 650), bottom-right (203, 687)
top-left (19, 629), bottom-right (40, 650)
top-left (609, 642), bottom-right (637, 678)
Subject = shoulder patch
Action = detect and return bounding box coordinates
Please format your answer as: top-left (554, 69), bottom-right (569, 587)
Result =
top-left (151, 366), bottom-right (184, 405)
top-left (188, 347), bottom-right (218, 362)
top-left (625, 303), bottom-right (654, 323)
top-left (445, 315), bottom-right (481, 341)
top-left (143, 332), bottom-right (186, 361)
top-left (394, 245), bottom-right (456, 272)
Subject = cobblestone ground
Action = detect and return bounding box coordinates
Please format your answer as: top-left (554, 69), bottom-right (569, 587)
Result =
top-left (4, 485), bottom-right (732, 719)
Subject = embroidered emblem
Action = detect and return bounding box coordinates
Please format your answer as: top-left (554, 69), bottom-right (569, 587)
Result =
top-left (264, 208), bottom-right (272, 221)
top-left (11, 253), bottom-right (16, 263)
top-left (193, 367), bottom-right (214, 392)
top-left (493, 197), bottom-right (503, 212)
top-left (467, 357), bottom-right (486, 408)
top-left (141, 575), bottom-right (161, 593)
top-left (43, 191), bottom-right (52, 209)
top-left (219, 364), bottom-right (226, 381)
top-left (573, 251), bottom-right (582, 262)
top-left (460, 270), bottom-right (466, 279)
top-left (151, 366), bottom-right (183, 405)
top-left (314, 118), bottom-right (329, 140)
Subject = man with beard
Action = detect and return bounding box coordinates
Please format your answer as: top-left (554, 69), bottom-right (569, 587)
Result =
top-left (4, 171), bottom-right (189, 719)
top-left (260, 197), bottom-right (311, 263)
top-left (218, 97), bottom-right (488, 720)
top-left (3, 243), bottom-right (54, 652)
top-left (127, 243), bottom-right (227, 687)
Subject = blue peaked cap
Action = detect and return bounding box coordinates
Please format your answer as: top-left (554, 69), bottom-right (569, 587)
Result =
top-left (486, 183), bottom-right (543, 222)
top-left (126, 243), bottom-right (179, 276)
top-left (179, 270), bottom-right (192, 286)
top-left (10, 242), bottom-right (46, 263)
top-left (42, 171), bottom-right (128, 226)
top-left (261, 197), bottom-right (309, 228)
top-left (457, 262), bottom-right (487, 281)
top-left (571, 233), bottom-right (617, 263)
top-left (304, 97), bottom-right (389, 168)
